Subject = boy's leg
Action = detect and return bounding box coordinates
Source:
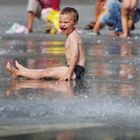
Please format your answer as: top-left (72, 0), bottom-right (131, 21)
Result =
top-left (6, 61), bottom-right (75, 80)
top-left (27, 0), bottom-right (42, 32)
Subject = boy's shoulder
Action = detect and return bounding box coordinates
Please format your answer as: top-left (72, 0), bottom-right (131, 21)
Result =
top-left (67, 30), bottom-right (83, 46)
top-left (68, 30), bottom-right (81, 39)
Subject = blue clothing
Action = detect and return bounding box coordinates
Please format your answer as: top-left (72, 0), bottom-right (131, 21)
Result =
top-left (99, 0), bottom-right (140, 32)
top-left (100, 0), bottom-right (122, 32)
top-left (134, 9), bottom-right (140, 23)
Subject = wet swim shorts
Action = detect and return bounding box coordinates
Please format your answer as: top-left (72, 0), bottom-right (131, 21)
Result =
top-left (74, 65), bottom-right (85, 79)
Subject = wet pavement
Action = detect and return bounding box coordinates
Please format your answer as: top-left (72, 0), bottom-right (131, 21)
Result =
top-left (1, 1), bottom-right (140, 140)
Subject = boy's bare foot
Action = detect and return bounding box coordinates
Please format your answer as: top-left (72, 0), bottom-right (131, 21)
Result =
top-left (6, 62), bottom-right (18, 79)
top-left (15, 60), bottom-right (25, 70)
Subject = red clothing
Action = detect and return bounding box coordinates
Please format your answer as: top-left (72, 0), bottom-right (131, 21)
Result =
top-left (39, 0), bottom-right (60, 10)
top-left (52, 0), bottom-right (60, 10)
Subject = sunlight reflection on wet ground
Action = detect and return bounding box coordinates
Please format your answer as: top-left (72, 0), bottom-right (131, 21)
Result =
top-left (0, 36), bottom-right (140, 139)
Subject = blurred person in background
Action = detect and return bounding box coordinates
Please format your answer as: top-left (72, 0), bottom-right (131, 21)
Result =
top-left (120, 0), bottom-right (138, 37)
top-left (88, 0), bottom-right (140, 37)
top-left (84, 0), bottom-right (106, 30)
top-left (27, 0), bottom-right (61, 33)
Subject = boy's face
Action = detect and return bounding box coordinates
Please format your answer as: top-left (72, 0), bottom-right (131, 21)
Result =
top-left (59, 13), bottom-right (76, 35)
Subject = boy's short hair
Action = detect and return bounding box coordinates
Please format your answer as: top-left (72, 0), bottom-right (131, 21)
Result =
top-left (60, 7), bottom-right (79, 22)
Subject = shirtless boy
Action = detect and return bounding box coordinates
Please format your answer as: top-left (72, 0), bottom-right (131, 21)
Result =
top-left (6, 7), bottom-right (86, 81)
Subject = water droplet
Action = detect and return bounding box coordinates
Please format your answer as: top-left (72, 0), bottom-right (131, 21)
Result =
top-left (0, 107), bottom-right (4, 111)
top-left (97, 40), bottom-right (101, 44)
top-left (134, 36), bottom-right (138, 40)
top-left (85, 95), bottom-right (88, 98)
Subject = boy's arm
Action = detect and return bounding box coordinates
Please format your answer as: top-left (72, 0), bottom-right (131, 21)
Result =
top-left (67, 37), bottom-right (79, 78)
top-left (60, 35), bottom-right (79, 81)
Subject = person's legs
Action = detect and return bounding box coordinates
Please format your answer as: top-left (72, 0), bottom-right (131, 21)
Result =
top-left (92, 16), bottom-right (103, 34)
top-left (6, 61), bottom-right (76, 80)
top-left (92, 0), bottom-right (122, 35)
top-left (120, 0), bottom-right (129, 37)
top-left (127, 0), bottom-right (137, 31)
top-left (120, 0), bottom-right (137, 37)
top-left (27, 0), bottom-right (42, 32)
top-left (85, 0), bottom-right (106, 30)
top-left (27, 12), bottom-right (35, 32)
top-left (102, 0), bottom-right (122, 32)
top-left (92, 0), bottom-right (108, 34)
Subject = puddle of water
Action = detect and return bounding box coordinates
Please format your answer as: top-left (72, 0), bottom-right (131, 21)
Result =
top-left (0, 38), bottom-right (140, 139)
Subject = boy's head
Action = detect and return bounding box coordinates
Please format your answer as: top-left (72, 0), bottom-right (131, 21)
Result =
top-left (60, 7), bottom-right (79, 23)
top-left (59, 7), bottom-right (79, 35)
